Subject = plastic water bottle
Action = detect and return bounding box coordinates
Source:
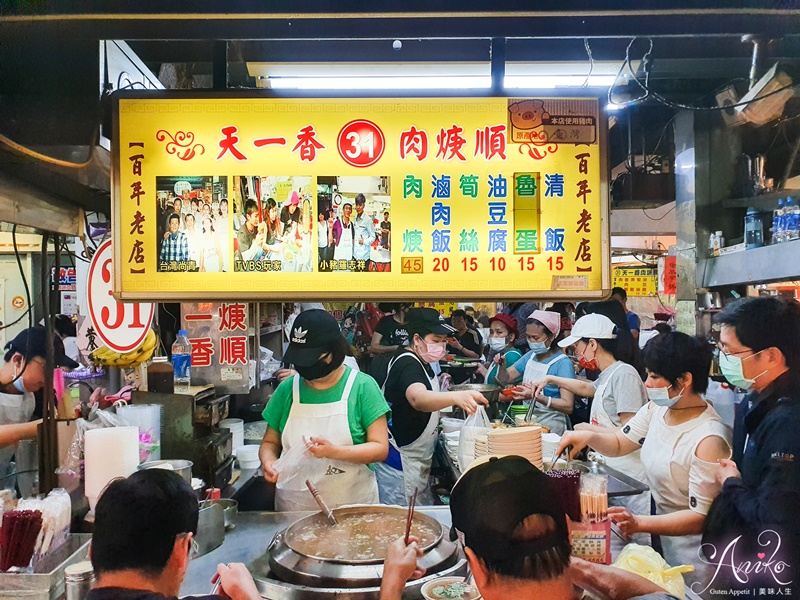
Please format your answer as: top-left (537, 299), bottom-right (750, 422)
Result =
top-left (784, 196), bottom-right (799, 241)
top-left (772, 198), bottom-right (784, 244)
top-left (172, 330), bottom-right (192, 393)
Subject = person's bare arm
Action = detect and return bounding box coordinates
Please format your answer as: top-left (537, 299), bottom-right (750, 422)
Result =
top-left (369, 331), bottom-right (397, 355)
top-left (618, 412), bottom-right (636, 426)
top-left (406, 382), bottom-right (487, 414)
top-left (259, 426), bottom-right (282, 483)
top-left (569, 558), bottom-right (666, 600)
top-left (309, 416), bottom-right (389, 464)
top-left (0, 421), bottom-right (40, 449)
top-left (610, 507), bottom-right (706, 537)
top-left (532, 375), bottom-right (595, 399)
top-left (558, 427), bottom-right (641, 459)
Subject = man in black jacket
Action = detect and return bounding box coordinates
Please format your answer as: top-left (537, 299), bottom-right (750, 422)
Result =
top-left (702, 297), bottom-right (800, 597)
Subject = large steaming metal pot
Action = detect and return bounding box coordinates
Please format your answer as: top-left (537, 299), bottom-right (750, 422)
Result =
top-left (260, 506), bottom-right (462, 592)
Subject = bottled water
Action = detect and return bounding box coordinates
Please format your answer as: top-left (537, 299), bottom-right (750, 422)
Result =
top-left (784, 196), bottom-right (799, 241)
top-left (772, 198), bottom-right (784, 244)
top-left (172, 330), bottom-right (192, 393)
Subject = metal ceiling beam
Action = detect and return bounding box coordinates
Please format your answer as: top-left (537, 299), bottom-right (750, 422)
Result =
top-left (2, 11), bottom-right (799, 41)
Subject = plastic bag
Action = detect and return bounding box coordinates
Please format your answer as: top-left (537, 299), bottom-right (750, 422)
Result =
top-left (56, 408), bottom-right (133, 479)
top-left (458, 406), bottom-right (491, 473)
top-left (272, 438), bottom-right (329, 491)
top-left (612, 543), bottom-right (693, 599)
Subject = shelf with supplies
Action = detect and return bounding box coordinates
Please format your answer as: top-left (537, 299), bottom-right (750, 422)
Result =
top-left (721, 189), bottom-right (799, 211)
top-left (700, 239), bottom-right (800, 288)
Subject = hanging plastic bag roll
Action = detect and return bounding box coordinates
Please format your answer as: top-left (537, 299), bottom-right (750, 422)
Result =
top-left (457, 406), bottom-right (491, 473)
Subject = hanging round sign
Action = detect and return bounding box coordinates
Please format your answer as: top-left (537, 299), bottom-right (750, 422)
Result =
top-left (87, 239), bottom-right (155, 353)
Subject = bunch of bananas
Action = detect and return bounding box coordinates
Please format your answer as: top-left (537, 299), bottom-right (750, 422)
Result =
top-left (91, 328), bottom-right (158, 368)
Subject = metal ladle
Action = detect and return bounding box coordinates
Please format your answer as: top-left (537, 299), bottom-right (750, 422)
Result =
top-left (306, 479), bottom-right (338, 526)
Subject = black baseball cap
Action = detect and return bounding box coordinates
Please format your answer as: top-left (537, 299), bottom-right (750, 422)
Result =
top-left (406, 308), bottom-right (456, 337)
top-left (449, 456), bottom-right (570, 576)
top-left (283, 310), bottom-right (344, 367)
top-left (5, 326), bottom-right (79, 369)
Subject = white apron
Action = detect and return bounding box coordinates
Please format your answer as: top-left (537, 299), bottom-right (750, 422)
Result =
top-left (522, 353), bottom-right (571, 435)
top-left (333, 222), bottom-right (354, 262)
top-left (0, 391), bottom-right (36, 476)
top-left (274, 370), bottom-right (379, 512)
top-left (382, 352), bottom-right (440, 506)
top-left (590, 361), bottom-right (650, 534)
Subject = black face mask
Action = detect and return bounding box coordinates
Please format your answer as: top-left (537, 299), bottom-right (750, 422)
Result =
top-left (295, 345), bottom-right (346, 381)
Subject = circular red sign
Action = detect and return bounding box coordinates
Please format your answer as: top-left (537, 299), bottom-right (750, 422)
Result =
top-left (337, 120), bottom-right (385, 168)
top-left (87, 239), bottom-right (155, 353)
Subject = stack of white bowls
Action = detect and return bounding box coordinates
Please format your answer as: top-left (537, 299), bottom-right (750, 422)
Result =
top-left (236, 445), bottom-right (261, 469)
top-left (219, 418), bottom-right (244, 451)
top-left (85, 427), bottom-right (140, 511)
top-left (474, 434), bottom-right (489, 459)
top-left (117, 404), bottom-right (163, 461)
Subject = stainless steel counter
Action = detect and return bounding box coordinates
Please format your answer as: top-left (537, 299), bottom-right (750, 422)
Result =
top-left (181, 507), bottom-right (454, 597)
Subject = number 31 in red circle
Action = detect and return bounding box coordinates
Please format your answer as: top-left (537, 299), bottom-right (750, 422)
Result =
top-left (337, 120), bottom-right (385, 167)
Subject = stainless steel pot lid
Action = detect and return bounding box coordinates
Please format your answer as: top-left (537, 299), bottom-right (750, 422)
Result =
top-left (282, 505), bottom-right (443, 564)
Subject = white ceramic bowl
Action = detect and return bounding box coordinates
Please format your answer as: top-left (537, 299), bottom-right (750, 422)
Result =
top-left (421, 577), bottom-right (481, 600)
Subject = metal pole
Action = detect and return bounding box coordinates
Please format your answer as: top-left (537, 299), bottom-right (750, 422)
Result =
top-left (490, 38), bottom-right (506, 96)
top-left (39, 233), bottom-right (58, 493)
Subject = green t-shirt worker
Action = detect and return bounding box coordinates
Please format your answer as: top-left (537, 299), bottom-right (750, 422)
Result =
top-left (260, 309), bottom-right (391, 512)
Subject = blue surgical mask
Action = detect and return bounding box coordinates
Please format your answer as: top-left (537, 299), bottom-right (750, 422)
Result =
top-left (528, 340), bottom-right (548, 354)
top-left (647, 385), bottom-right (681, 407)
top-left (12, 365), bottom-right (30, 394)
top-left (718, 351), bottom-right (766, 390)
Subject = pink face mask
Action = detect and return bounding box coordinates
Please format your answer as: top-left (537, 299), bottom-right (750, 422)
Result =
top-left (417, 339), bottom-right (447, 363)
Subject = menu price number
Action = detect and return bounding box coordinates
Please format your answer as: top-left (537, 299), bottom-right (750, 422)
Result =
top-left (548, 256), bottom-right (564, 271)
top-left (337, 119), bottom-right (386, 168)
top-left (401, 257), bottom-right (424, 274)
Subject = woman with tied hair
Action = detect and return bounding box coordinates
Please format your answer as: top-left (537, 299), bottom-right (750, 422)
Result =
top-left (495, 310), bottom-right (576, 435)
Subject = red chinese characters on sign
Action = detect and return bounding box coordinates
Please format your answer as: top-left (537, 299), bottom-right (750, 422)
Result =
top-left (219, 303), bottom-right (247, 332)
top-left (253, 136), bottom-right (287, 148)
top-left (190, 337), bottom-right (215, 368)
top-left (435, 125), bottom-right (467, 161)
top-left (217, 126), bottom-right (248, 161)
top-left (474, 125), bottom-right (507, 160)
top-left (575, 151), bottom-right (593, 273)
top-left (128, 142), bottom-right (146, 274)
top-left (292, 125), bottom-right (326, 162)
top-left (399, 126), bottom-right (428, 161)
top-left (663, 256), bottom-right (677, 294)
top-left (220, 336), bottom-right (248, 366)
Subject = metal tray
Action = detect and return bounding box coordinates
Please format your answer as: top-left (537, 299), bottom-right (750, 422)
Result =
top-left (0, 534), bottom-right (91, 599)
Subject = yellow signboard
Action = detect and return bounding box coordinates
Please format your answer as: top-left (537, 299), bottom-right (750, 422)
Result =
top-left (113, 94), bottom-right (609, 301)
top-left (612, 267), bottom-right (658, 297)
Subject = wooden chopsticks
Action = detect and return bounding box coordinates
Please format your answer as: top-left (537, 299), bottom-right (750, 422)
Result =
top-left (404, 488), bottom-right (418, 545)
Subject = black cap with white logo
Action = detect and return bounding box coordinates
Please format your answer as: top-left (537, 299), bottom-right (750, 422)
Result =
top-left (283, 309), bottom-right (344, 367)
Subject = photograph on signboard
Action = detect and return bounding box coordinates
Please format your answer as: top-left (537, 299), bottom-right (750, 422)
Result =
top-left (155, 176), bottom-right (229, 273)
top-left (317, 176), bottom-right (391, 273)
top-left (232, 176), bottom-right (313, 273)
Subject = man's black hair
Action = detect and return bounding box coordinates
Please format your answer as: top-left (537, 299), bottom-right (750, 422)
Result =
top-left (355, 193), bottom-right (366, 205)
top-left (653, 323), bottom-right (671, 335)
top-left (91, 469), bottom-right (199, 577)
top-left (168, 213), bottom-right (180, 224)
top-left (244, 199), bottom-right (260, 217)
top-left (642, 332), bottom-right (712, 393)
top-left (611, 286), bottom-right (628, 300)
top-left (717, 297), bottom-right (800, 371)
top-left (451, 309), bottom-right (467, 319)
top-left (54, 315), bottom-right (77, 338)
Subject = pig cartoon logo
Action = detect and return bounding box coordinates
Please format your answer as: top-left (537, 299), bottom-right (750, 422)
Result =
top-left (509, 100), bottom-right (550, 130)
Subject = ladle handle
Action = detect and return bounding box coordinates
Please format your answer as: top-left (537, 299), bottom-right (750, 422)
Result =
top-left (306, 479), bottom-right (337, 525)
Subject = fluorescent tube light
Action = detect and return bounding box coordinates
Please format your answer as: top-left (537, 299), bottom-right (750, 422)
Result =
top-left (267, 76), bottom-right (492, 90)
top-left (504, 75), bottom-right (619, 89)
